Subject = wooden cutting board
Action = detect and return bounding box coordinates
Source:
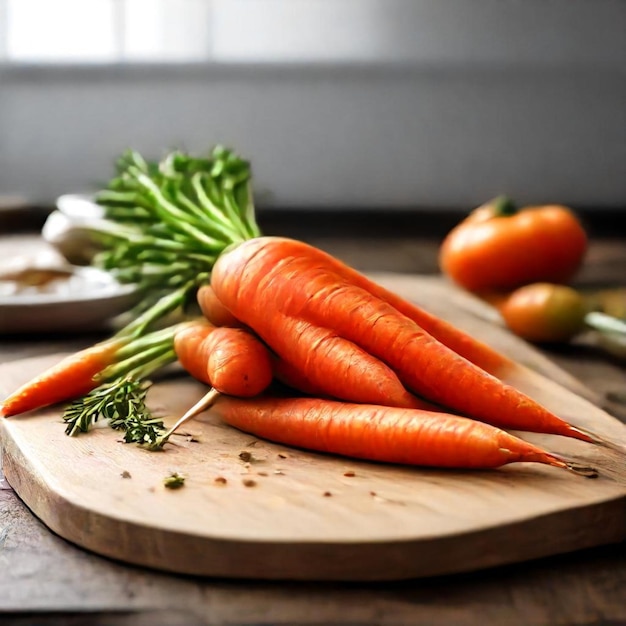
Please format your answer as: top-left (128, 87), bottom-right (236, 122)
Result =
top-left (1, 274), bottom-right (625, 582)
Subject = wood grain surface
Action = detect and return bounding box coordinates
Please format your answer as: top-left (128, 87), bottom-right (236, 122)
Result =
top-left (1, 274), bottom-right (625, 583)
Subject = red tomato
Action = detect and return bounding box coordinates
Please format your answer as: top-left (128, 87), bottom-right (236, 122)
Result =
top-left (498, 282), bottom-right (588, 344)
top-left (439, 196), bottom-right (588, 293)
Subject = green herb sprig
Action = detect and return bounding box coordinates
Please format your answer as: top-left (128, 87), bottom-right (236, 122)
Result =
top-left (63, 378), bottom-right (165, 445)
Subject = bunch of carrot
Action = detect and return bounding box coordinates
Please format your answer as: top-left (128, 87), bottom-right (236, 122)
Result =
top-left (0, 147), bottom-right (609, 476)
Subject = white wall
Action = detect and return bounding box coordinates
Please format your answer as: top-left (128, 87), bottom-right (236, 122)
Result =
top-left (0, 0), bottom-right (624, 210)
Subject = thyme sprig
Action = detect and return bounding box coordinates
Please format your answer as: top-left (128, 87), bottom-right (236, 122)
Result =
top-left (61, 321), bottom-right (189, 444)
top-left (64, 378), bottom-right (165, 445)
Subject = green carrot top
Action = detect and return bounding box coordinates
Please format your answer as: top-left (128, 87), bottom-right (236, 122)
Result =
top-left (90, 145), bottom-right (262, 324)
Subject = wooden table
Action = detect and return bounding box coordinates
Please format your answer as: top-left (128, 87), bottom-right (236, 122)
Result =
top-left (1, 214), bottom-right (625, 626)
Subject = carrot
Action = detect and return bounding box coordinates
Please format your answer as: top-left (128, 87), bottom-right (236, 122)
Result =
top-left (196, 284), bottom-right (243, 328)
top-left (209, 236), bottom-right (527, 376)
top-left (195, 283), bottom-right (397, 402)
top-left (331, 261), bottom-right (510, 375)
top-left (156, 319), bottom-right (275, 447)
top-left (267, 311), bottom-right (435, 409)
top-left (211, 395), bottom-right (597, 474)
top-left (261, 239), bottom-right (600, 403)
top-left (208, 237), bottom-right (511, 373)
top-left (173, 320), bottom-right (214, 385)
top-left (195, 286), bottom-right (346, 398)
top-left (174, 320), bottom-right (273, 397)
top-left (1, 339), bottom-right (125, 417)
top-left (167, 314), bottom-right (436, 447)
top-left (211, 236), bottom-right (594, 443)
top-left (178, 311), bottom-right (432, 410)
top-left (271, 356), bottom-right (329, 397)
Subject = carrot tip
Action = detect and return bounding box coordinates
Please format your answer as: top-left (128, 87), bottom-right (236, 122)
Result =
top-left (574, 427), bottom-right (626, 454)
top-left (563, 462), bottom-right (599, 478)
top-left (548, 453), bottom-right (599, 478)
top-left (566, 425), bottom-right (597, 444)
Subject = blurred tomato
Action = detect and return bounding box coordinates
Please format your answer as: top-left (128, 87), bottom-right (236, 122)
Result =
top-left (439, 196), bottom-right (588, 293)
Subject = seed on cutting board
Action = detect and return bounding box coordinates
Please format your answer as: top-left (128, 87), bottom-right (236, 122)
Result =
top-left (323, 491), bottom-right (332, 497)
top-left (120, 470), bottom-right (131, 479)
top-left (239, 451), bottom-right (253, 462)
top-left (343, 471), bottom-right (356, 477)
top-left (214, 476), bottom-right (228, 485)
top-left (242, 479), bottom-right (257, 488)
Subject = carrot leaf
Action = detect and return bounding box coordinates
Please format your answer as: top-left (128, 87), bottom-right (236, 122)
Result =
top-left (91, 145), bottom-right (260, 322)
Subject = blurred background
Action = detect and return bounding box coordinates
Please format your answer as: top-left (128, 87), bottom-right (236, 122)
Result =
top-left (0, 0), bottom-right (624, 214)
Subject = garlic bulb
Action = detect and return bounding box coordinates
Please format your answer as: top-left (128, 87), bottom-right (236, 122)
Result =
top-left (42, 210), bottom-right (107, 265)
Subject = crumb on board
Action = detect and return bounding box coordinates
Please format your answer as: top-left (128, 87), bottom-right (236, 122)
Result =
top-left (323, 491), bottom-right (332, 497)
top-left (120, 470), bottom-right (132, 479)
top-left (242, 479), bottom-right (257, 488)
top-left (343, 471), bottom-right (356, 477)
top-left (239, 451), bottom-right (253, 462)
top-left (164, 472), bottom-right (186, 490)
top-left (214, 476), bottom-right (228, 485)
top-left (277, 453), bottom-right (288, 459)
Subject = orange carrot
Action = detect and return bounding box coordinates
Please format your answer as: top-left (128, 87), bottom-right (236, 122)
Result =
top-left (196, 284), bottom-right (243, 328)
top-left (180, 310), bottom-right (432, 410)
top-left (263, 311), bottom-right (433, 409)
top-left (211, 236), bottom-right (594, 443)
top-left (174, 320), bottom-right (273, 397)
top-left (242, 237), bottom-right (511, 374)
top-left (1, 339), bottom-right (125, 417)
top-left (195, 286), bottom-right (347, 399)
top-left (173, 320), bottom-right (214, 385)
top-left (271, 355), bottom-right (329, 397)
top-left (207, 236), bottom-right (518, 375)
top-left (158, 319), bottom-right (276, 446)
top-left (332, 263), bottom-right (510, 375)
top-left (260, 239), bottom-right (603, 403)
top-left (212, 395), bottom-right (597, 474)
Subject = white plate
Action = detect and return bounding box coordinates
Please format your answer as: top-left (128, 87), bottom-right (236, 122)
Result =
top-left (0, 265), bottom-right (140, 335)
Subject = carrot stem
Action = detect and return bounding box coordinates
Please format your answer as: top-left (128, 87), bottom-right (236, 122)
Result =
top-left (125, 348), bottom-right (177, 381)
top-left (96, 344), bottom-right (175, 383)
top-left (115, 285), bottom-right (192, 339)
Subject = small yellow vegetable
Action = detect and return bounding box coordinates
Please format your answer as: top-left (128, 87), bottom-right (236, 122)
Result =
top-left (498, 282), bottom-right (588, 344)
